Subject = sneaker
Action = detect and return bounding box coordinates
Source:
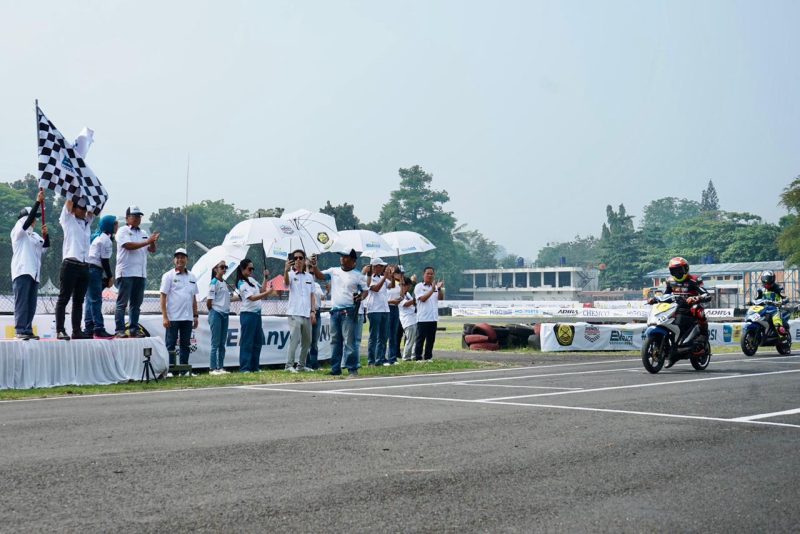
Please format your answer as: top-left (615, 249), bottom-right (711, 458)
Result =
top-left (165, 372), bottom-right (174, 378)
top-left (302, 367), bottom-right (316, 372)
top-left (131, 330), bottom-right (147, 338)
top-left (665, 355), bottom-right (679, 369)
top-left (218, 368), bottom-right (229, 374)
top-left (71, 331), bottom-right (92, 340)
top-left (287, 367), bottom-right (299, 374)
top-left (114, 331), bottom-right (129, 339)
top-left (56, 331), bottom-right (71, 341)
top-left (93, 330), bottom-right (115, 340)
top-left (382, 362), bottom-right (391, 367)
top-left (182, 371), bottom-right (198, 377)
top-left (15, 333), bottom-right (31, 340)
top-left (28, 334), bottom-right (40, 340)
top-left (347, 370), bottom-right (359, 377)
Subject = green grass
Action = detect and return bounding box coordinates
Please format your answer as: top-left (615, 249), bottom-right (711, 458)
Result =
top-left (0, 357), bottom-right (506, 401)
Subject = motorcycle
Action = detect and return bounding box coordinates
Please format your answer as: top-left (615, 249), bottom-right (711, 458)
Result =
top-left (741, 299), bottom-right (793, 356)
top-left (641, 294), bottom-right (711, 374)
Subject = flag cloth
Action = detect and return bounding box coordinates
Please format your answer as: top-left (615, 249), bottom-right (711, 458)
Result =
top-left (37, 106), bottom-right (108, 214)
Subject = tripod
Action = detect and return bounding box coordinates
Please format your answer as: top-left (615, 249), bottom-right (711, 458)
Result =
top-left (141, 351), bottom-right (159, 383)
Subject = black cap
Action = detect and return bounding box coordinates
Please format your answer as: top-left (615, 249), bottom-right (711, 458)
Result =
top-left (17, 207), bottom-right (32, 220)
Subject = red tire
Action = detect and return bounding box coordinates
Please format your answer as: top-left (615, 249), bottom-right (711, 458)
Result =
top-left (464, 334), bottom-right (490, 345)
top-left (472, 323), bottom-right (497, 342)
top-left (470, 342), bottom-right (500, 351)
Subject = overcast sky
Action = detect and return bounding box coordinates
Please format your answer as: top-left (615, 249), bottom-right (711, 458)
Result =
top-left (1, 0), bottom-right (798, 259)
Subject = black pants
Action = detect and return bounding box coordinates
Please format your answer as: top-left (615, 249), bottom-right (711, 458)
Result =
top-left (414, 321), bottom-right (438, 360)
top-left (55, 260), bottom-right (89, 334)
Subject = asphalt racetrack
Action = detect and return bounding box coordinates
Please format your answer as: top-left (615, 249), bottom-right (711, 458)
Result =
top-left (2, 351), bottom-right (799, 533)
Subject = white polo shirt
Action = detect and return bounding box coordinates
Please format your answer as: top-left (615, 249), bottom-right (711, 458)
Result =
top-left (207, 277), bottom-right (231, 314)
top-left (414, 282), bottom-right (440, 322)
top-left (60, 204), bottom-right (93, 262)
top-left (313, 282), bottom-right (325, 310)
top-left (286, 270), bottom-right (314, 317)
top-left (387, 283), bottom-right (402, 306)
top-left (322, 267), bottom-right (366, 310)
top-left (399, 292), bottom-right (417, 329)
top-left (365, 274), bottom-right (390, 313)
top-left (160, 269), bottom-right (198, 321)
top-left (115, 225), bottom-right (150, 278)
top-left (10, 219), bottom-right (46, 282)
top-left (87, 233), bottom-right (113, 269)
top-left (237, 278), bottom-right (262, 314)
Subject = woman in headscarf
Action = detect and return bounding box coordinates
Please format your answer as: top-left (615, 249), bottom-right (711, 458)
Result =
top-left (84, 214), bottom-right (118, 339)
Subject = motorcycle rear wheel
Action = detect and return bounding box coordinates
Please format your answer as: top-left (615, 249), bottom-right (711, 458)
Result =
top-left (741, 329), bottom-right (759, 357)
top-left (642, 335), bottom-right (667, 374)
top-left (690, 340), bottom-right (711, 370)
top-left (777, 332), bottom-right (792, 356)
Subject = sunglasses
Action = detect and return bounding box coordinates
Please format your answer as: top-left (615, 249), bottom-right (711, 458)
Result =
top-left (217, 265), bottom-right (228, 271)
top-left (293, 256), bottom-right (305, 260)
top-left (244, 265), bottom-right (254, 271)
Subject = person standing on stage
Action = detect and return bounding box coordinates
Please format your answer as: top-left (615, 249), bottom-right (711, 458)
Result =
top-left (83, 214), bottom-right (117, 339)
top-left (10, 190), bottom-right (49, 340)
top-left (235, 259), bottom-right (276, 373)
top-left (114, 206), bottom-right (159, 338)
top-left (55, 196), bottom-right (94, 340)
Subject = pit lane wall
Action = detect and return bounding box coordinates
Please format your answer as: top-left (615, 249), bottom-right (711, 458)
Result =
top-left (541, 320), bottom-right (800, 352)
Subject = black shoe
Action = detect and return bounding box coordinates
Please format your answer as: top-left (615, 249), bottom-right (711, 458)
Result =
top-left (327, 371), bottom-right (342, 376)
top-left (665, 355), bottom-right (678, 369)
top-left (56, 331), bottom-right (71, 341)
top-left (71, 331), bottom-right (92, 340)
top-left (131, 330), bottom-right (147, 338)
top-left (114, 331), bottom-right (129, 338)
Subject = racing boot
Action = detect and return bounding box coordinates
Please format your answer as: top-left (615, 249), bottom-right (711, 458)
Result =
top-left (664, 354), bottom-right (679, 369)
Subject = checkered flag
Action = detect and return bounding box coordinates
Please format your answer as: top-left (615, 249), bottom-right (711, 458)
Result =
top-left (37, 105), bottom-right (108, 215)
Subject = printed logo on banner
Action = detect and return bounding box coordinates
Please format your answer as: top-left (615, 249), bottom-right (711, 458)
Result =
top-left (584, 325), bottom-right (601, 343)
top-left (609, 330), bottom-right (634, 345)
top-left (709, 329), bottom-right (717, 341)
top-left (734, 324), bottom-right (742, 342)
top-left (558, 308), bottom-right (579, 316)
top-left (554, 323), bottom-right (575, 346)
top-left (723, 325), bottom-right (732, 343)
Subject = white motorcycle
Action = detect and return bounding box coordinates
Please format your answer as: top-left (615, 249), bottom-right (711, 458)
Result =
top-left (642, 294), bottom-right (711, 374)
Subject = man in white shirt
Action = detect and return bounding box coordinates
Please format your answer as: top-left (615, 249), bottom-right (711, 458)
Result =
top-left (115, 206), bottom-right (159, 338)
top-left (55, 197), bottom-right (95, 340)
top-left (11, 190), bottom-right (49, 340)
top-left (311, 249), bottom-right (366, 376)
top-left (160, 248), bottom-right (198, 374)
top-left (283, 250), bottom-right (317, 372)
top-left (414, 266), bottom-right (444, 361)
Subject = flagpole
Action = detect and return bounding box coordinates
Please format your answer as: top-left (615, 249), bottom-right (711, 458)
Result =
top-left (34, 99), bottom-right (45, 226)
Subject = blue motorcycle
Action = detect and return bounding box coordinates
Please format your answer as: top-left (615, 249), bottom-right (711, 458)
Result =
top-left (741, 299), bottom-right (792, 356)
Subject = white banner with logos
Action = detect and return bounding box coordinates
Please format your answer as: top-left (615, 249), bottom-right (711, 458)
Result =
top-left (541, 320), bottom-right (799, 352)
top-left (450, 302), bottom-right (734, 320)
top-left (0, 314), bottom-right (332, 368)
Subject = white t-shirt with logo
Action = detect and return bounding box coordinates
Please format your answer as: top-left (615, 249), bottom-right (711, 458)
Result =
top-left (11, 219), bottom-right (46, 282)
top-left (160, 270), bottom-right (198, 321)
top-left (237, 277), bottom-right (262, 314)
top-left (399, 292), bottom-right (417, 329)
top-left (322, 267), bottom-right (366, 310)
top-left (286, 270), bottom-right (314, 317)
top-left (207, 277), bottom-right (231, 314)
top-left (60, 204), bottom-right (93, 262)
top-left (87, 233), bottom-right (113, 269)
top-left (115, 225), bottom-right (150, 278)
top-left (365, 274), bottom-right (390, 313)
top-left (414, 282), bottom-right (439, 322)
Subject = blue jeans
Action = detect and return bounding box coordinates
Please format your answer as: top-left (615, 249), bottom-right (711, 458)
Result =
top-left (166, 320), bottom-right (193, 365)
top-left (353, 311), bottom-right (364, 366)
top-left (208, 309), bottom-right (229, 370)
top-left (367, 311), bottom-right (389, 365)
top-left (329, 307), bottom-right (358, 374)
top-left (387, 305), bottom-right (400, 363)
top-left (13, 275), bottom-right (38, 336)
top-left (307, 308), bottom-right (321, 369)
top-left (115, 277), bottom-right (146, 334)
top-left (84, 266), bottom-right (106, 333)
top-left (239, 311), bottom-right (264, 372)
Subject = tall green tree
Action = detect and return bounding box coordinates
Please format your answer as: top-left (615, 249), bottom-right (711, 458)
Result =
top-left (598, 204), bottom-right (641, 289)
top-left (536, 235), bottom-right (599, 268)
top-left (320, 201), bottom-right (361, 231)
top-left (701, 180), bottom-right (720, 211)
top-left (778, 175), bottom-right (800, 266)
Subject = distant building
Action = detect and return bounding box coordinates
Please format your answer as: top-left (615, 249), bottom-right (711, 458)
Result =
top-left (645, 261), bottom-right (798, 308)
top-left (460, 266), bottom-right (599, 301)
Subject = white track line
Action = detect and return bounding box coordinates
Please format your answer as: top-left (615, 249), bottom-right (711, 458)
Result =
top-left (452, 383), bottom-right (582, 391)
top-left (237, 386), bottom-right (800, 429)
top-left (730, 407), bottom-right (800, 422)
top-left (476, 369), bottom-right (800, 402)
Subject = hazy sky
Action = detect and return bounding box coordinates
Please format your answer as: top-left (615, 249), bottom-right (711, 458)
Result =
top-left (1, 0), bottom-right (798, 258)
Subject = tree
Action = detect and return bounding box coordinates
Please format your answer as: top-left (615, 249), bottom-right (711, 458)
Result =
top-left (598, 204), bottom-right (641, 289)
top-left (454, 228), bottom-right (499, 270)
top-left (252, 207), bottom-right (284, 218)
top-left (536, 235), bottom-right (599, 268)
top-left (701, 180), bottom-right (720, 211)
top-left (319, 201), bottom-right (361, 230)
top-left (778, 175), bottom-right (800, 266)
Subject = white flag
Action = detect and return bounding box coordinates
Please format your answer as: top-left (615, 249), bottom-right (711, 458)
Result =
top-left (73, 127), bottom-right (94, 159)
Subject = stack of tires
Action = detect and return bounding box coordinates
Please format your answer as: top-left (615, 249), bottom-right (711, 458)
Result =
top-left (463, 323), bottom-right (500, 351)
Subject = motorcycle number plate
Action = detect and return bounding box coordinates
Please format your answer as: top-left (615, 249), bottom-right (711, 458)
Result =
top-left (655, 303), bottom-right (672, 313)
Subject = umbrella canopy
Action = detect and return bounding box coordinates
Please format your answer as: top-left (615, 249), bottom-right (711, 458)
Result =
top-left (381, 231), bottom-right (436, 255)
top-left (265, 209), bottom-right (340, 260)
top-left (335, 229), bottom-right (395, 258)
top-left (222, 217), bottom-right (297, 247)
top-left (190, 244), bottom-right (249, 301)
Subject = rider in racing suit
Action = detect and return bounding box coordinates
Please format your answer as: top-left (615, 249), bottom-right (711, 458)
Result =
top-left (754, 270), bottom-right (788, 337)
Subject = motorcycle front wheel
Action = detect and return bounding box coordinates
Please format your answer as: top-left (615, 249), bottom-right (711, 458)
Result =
top-left (642, 335), bottom-right (668, 374)
top-left (741, 329), bottom-right (760, 357)
top-left (690, 340), bottom-right (711, 370)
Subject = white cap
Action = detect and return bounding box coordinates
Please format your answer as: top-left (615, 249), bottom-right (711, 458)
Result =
top-left (174, 247), bottom-right (188, 257)
top-left (370, 257), bottom-right (387, 266)
top-left (126, 205), bottom-right (144, 216)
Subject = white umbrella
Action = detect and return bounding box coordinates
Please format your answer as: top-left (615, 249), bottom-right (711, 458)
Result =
top-left (381, 231), bottom-right (436, 256)
top-left (265, 209), bottom-right (340, 260)
top-left (222, 217), bottom-right (297, 246)
top-left (191, 244), bottom-right (248, 301)
top-left (335, 229), bottom-right (395, 258)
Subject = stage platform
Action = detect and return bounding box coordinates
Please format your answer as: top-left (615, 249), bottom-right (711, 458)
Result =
top-left (0, 337), bottom-right (169, 390)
